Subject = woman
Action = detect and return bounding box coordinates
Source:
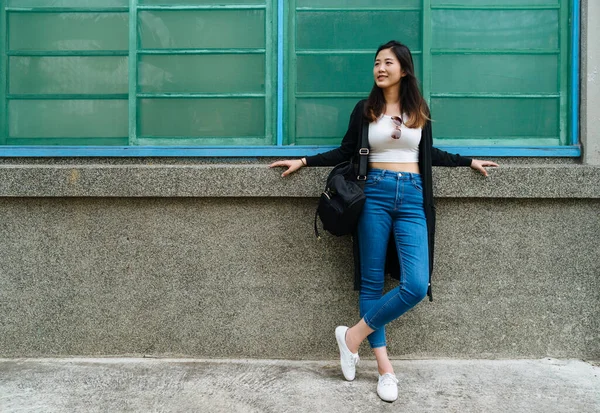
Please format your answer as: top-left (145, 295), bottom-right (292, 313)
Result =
top-left (270, 40), bottom-right (497, 402)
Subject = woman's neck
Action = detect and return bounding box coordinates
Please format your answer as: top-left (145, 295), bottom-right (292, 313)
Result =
top-left (383, 87), bottom-right (401, 114)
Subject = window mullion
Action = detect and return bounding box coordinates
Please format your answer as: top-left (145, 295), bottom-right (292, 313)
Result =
top-left (559, 0), bottom-right (569, 146)
top-left (266, 0), bottom-right (275, 145)
top-left (275, 0), bottom-right (283, 146)
top-left (287, 0), bottom-right (297, 146)
top-left (571, 0), bottom-right (580, 146)
top-left (1, 1), bottom-right (7, 146)
top-left (129, 0), bottom-right (138, 146)
top-left (422, 0), bottom-right (431, 106)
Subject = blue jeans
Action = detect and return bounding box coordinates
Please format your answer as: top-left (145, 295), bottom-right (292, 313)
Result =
top-left (357, 169), bottom-right (430, 348)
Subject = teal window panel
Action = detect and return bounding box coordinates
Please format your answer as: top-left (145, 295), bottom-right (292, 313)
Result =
top-left (296, 54), bottom-right (373, 93)
top-left (138, 54), bottom-right (265, 94)
top-left (431, 54), bottom-right (558, 95)
top-left (431, 98), bottom-right (559, 139)
top-left (432, 137), bottom-right (561, 147)
top-left (295, 97), bottom-right (359, 144)
top-left (138, 10), bottom-right (265, 49)
top-left (9, 13), bottom-right (129, 51)
top-left (431, 9), bottom-right (559, 49)
top-left (135, 136), bottom-right (271, 146)
top-left (291, 5), bottom-right (423, 146)
top-left (9, 100), bottom-right (128, 137)
top-left (139, 0), bottom-right (264, 4)
top-left (296, 54), bottom-right (421, 93)
top-left (296, 11), bottom-right (421, 51)
top-left (6, 137), bottom-right (129, 146)
top-left (7, 0), bottom-right (128, 6)
top-left (296, 0), bottom-right (420, 7)
top-left (9, 57), bottom-right (128, 95)
top-left (138, 98), bottom-right (266, 139)
top-left (431, 0), bottom-right (558, 5)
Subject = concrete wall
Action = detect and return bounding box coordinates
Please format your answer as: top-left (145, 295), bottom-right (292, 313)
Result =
top-left (0, 3), bottom-right (599, 360)
top-left (0, 165), bottom-right (598, 359)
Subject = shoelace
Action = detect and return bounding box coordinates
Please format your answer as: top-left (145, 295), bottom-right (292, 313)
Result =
top-left (348, 353), bottom-right (359, 367)
top-left (379, 373), bottom-right (398, 387)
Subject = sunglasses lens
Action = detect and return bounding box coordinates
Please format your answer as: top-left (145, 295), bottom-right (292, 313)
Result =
top-left (391, 116), bottom-right (403, 126)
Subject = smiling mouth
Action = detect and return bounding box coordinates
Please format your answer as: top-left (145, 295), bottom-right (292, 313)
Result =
top-left (377, 75), bottom-right (387, 80)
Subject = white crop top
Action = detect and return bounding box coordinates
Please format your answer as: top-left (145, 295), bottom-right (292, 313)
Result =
top-left (368, 114), bottom-right (421, 163)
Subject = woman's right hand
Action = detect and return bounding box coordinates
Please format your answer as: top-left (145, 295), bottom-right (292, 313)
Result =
top-left (268, 158), bottom-right (306, 177)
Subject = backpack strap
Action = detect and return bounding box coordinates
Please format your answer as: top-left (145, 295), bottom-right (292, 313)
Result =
top-left (356, 119), bottom-right (369, 185)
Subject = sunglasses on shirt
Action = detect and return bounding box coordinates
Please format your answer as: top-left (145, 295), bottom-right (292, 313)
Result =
top-left (391, 116), bottom-right (403, 139)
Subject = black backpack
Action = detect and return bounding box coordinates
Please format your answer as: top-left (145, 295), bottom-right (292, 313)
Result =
top-left (314, 121), bottom-right (370, 238)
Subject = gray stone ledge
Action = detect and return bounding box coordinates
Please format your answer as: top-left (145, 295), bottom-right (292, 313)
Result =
top-left (0, 164), bottom-right (598, 198)
top-left (0, 156), bottom-right (581, 165)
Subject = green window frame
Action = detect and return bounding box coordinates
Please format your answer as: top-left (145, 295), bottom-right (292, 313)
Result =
top-left (0, 0), bottom-right (581, 157)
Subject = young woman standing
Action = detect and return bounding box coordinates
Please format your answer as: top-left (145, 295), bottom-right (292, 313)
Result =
top-left (270, 40), bottom-right (497, 402)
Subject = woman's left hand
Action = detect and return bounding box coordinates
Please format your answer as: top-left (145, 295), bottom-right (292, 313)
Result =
top-left (470, 159), bottom-right (499, 177)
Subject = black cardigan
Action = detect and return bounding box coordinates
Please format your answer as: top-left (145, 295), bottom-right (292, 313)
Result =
top-left (305, 99), bottom-right (472, 301)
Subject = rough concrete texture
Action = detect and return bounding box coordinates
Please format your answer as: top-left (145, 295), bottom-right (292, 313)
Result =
top-left (0, 164), bottom-right (598, 198)
top-left (0, 358), bottom-right (598, 413)
top-left (582, 0), bottom-right (600, 165)
top-left (0, 197), bottom-right (598, 359)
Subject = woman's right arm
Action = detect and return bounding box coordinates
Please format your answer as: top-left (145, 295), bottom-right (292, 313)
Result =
top-left (269, 101), bottom-right (363, 176)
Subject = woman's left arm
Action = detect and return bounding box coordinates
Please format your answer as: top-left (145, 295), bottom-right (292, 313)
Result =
top-left (431, 147), bottom-right (499, 176)
top-left (427, 120), bottom-right (499, 176)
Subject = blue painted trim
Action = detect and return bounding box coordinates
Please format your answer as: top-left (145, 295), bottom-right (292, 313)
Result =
top-left (571, 0), bottom-right (580, 145)
top-left (0, 145), bottom-right (581, 158)
top-left (276, 0), bottom-right (284, 146)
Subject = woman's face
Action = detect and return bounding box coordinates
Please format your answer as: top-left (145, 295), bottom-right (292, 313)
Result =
top-left (373, 48), bottom-right (405, 90)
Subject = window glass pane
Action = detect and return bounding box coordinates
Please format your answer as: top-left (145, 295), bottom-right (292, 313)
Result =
top-left (297, 54), bottom-right (372, 93)
top-left (8, 13), bottom-right (128, 51)
top-left (140, 0), bottom-right (263, 4)
top-left (297, 54), bottom-right (421, 93)
top-left (295, 98), bottom-right (358, 145)
top-left (432, 55), bottom-right (557, 95)
top-left (138, 54), bottom-right (264, 93)
top-left (9, 100), bottom-right (128, 137)
top-left (432, 10), bottom-right (559, 49)
top-left (297, 0), bottom-right (420, 7)
top-left (431, 98), bottom-right (559, 139)
top-left (296, 11), bottom-right (421, 51)
top-left (8, 0), bottom-right (127, 6)
top-left (7, 137), bottom-right (128, 145)
top-left (139, 98), bottom-right (266, 139)
top-left (138, 11), bottom-right (265, 49)
top-left (10, 57), bottom-right (128, 95)
top-left (432, 0), bottom-right (557, 5)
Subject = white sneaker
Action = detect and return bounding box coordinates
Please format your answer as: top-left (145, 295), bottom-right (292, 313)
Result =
top-left (377, 373), bottom-right (398, 402)
top-left (335, 326), bottom-right (359, 381)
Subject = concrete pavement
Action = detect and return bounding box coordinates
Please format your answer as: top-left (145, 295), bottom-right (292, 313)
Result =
top-left (1, 358), bottom-right (599, 413)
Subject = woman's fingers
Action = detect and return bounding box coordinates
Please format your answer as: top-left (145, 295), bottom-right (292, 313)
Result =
top-left (473, 162), bottom-right (488, 176)
top-left (281, 166), bottom-right (295, 177)
top-left (470, 159), bottom-right (499, 176)
top-left (268, 160), bottom-right (290, 168)
top-left (269, 159), bottom-right (302, 177)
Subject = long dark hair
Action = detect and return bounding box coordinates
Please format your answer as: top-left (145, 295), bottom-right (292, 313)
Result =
top-left (364, 40), bottom-right (429, 128)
